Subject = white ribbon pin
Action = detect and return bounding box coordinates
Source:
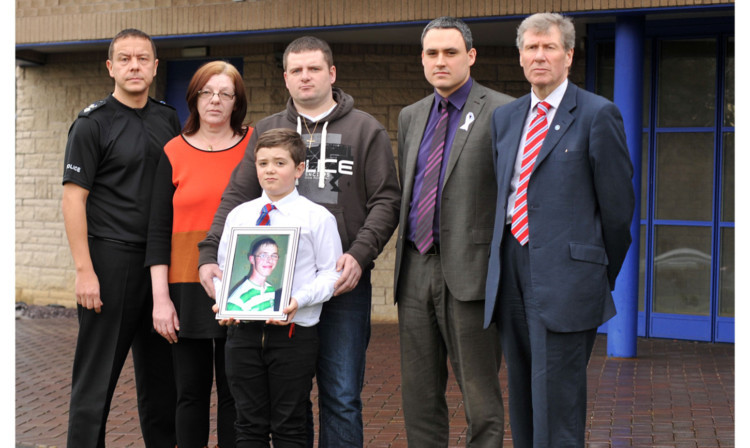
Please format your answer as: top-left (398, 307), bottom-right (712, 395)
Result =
top-left (459, 112), bottom-right (475, 131)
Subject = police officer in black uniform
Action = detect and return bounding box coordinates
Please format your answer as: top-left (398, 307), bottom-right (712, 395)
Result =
top-left (62, 28), bottom-right (180, 448)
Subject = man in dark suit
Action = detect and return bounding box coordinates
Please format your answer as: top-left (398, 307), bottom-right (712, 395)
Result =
top-left (485, 13), bottom-right (635, 447)
top-left (395, 16), bottom-right (514, 447)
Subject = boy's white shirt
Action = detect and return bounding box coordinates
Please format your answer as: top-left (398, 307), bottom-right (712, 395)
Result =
top-left (216, 189), bottom-right (342, 326)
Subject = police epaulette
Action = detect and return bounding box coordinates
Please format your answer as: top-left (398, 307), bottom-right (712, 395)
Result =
top-left (78, 100), bottom-right (106, 117)
top-left (150, 97), bottom-right (176, 110)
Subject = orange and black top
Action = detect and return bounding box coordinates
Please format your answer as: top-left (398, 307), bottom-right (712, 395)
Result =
top-left (146, 128), bottom-right (251, 338)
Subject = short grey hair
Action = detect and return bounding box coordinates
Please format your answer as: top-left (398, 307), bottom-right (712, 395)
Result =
top-left (421, 16), bottom-right (473, 51)
top-left (516, 13), bottom-right (575, 51)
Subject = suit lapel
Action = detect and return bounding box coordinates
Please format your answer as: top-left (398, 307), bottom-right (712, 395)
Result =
top-left (402, 99), bottom-right (432, 201)
top-left (497, 96), bottom-right (530, 191)
top-left (533, 83), bottom-right (578, 170)
top-left (442, 85), bottom-right (486, 185)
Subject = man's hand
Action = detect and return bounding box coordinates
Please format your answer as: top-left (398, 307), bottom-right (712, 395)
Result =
top-left (153, 298), bottom-right (180, 344)
top-left (333, 253), bottom-right (362, 296)
top-left (199, 263), bottom-right (222, 299)
top-left (63, 183), bottom-right (101, 312)
top-left (266, 297), bottom-right (298, 326)
top-left (75, 269), bottom-right (102, 313)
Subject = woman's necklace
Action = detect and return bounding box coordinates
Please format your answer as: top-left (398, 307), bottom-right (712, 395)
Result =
top-left (201, 130), bottom-right (235, 151)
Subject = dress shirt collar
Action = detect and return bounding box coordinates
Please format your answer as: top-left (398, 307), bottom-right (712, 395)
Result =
top-left (260, 188), bottom-right (299, 215)
top-left (433, 77), bottom-right (473, 112)
top-left (529, 78), bottom-right (568, 115)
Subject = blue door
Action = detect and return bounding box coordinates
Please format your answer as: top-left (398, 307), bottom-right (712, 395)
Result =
top-left (589, 18), bottom-right (734, 343)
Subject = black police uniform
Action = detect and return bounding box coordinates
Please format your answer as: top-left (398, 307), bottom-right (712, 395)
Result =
top-left (63, 94), bottom-right (181, 448)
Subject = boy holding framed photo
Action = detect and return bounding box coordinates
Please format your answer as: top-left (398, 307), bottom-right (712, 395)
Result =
top-left (214, 128), bottom-right (342, 446)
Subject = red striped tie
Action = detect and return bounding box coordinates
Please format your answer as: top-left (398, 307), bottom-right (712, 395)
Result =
top-left (256, 203), bottom-right (275, 226)
top-left (511, 101), bottom-right (550, 246)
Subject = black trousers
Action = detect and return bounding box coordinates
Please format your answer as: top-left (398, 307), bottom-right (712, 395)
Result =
top-left (172, 337), bottom-right (235, 448)
top-left (67, 238), bottom-right (176, 448)
top-left (225, 322), bottom-right (318, 448)
top-left (498, 229), bottom-right (597, 448)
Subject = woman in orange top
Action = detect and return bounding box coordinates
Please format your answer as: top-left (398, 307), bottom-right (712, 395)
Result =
top-left (146, 60), bottom-right (251, 448)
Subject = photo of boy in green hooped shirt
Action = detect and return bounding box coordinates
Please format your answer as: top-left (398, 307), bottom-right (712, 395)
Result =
top-left (225, 237), bottom-right (281, 312)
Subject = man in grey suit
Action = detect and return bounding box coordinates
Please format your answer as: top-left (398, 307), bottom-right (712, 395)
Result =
top-left (485, 13), bottom-right (634, 447)
top-left (395, 16), bottom-right (513, 447)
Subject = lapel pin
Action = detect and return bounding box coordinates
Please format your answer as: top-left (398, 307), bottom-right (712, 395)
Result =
top-left (555, 124), bottom-right (560, 131)
top-left (459, 112), bottom-right (475, 131)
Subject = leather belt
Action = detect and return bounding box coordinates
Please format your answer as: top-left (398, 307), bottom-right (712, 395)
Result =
top-left (407, 240), bottom-right (440, 255)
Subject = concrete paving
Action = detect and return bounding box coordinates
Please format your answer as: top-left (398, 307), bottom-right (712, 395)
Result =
top-left (16, 317), bottom-right (734, 447)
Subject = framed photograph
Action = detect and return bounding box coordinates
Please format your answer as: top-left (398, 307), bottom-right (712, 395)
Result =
top-left (215, 226), bottom-right (300, 321)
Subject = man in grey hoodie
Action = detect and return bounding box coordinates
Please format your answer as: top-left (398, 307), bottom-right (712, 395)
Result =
top-left (198, 36), bottom-right (400, 447)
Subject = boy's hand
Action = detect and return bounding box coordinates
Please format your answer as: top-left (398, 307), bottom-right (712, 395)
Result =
top-left (266, 297), bottom-right (298, 326)
top-left (199, 263), bottom-right (222, 299)
top-left (333, 254), bottom-right (361, 296)
top-left (212, 303), bottom-right (239, 326)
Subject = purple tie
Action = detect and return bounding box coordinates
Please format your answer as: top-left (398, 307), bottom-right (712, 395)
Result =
top-left (414, 98), bottom-right (449, 254)
top-left (256, 203), bottom-right (275, 226)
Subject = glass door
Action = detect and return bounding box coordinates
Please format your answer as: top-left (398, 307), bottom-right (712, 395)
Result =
top-left (716, 36), bottom-right (734, 343)
top-left (590, 22), bottom-right (734, 343)
top-left (650, 37), bottom-right (716, 339)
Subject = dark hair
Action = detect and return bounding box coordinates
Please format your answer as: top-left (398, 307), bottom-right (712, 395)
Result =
top-left (283, 36), bottom-right (334, 70)
top-left (108, 28), bottom-right (157, 60)
top-left (182, 61), bottom-right (248, 136)
top-left (254, 128), bottom-right (306, 166)
top-left (248, 237), bottom-right (278, 259)
top-left (421, 16), bottom-right (473, 51)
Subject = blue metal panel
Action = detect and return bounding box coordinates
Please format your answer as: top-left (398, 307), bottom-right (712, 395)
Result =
top-left (716, 317), bottom-right (734, 343)
top-left (650, 313), bottom-right (711, 342)
top-left (637, 311), bottom-right (646, 336)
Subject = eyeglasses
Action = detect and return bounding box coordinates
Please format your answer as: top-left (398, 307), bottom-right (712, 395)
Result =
top-left (254, 253), bottom-right (279, 261)
top-left (197, 90), bottom-right (236, 101)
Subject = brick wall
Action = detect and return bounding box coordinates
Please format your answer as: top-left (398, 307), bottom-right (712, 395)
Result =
top-left (16, 52), bottom-right (112, 307)
top-left (15, 41), bottom-right (583, 321)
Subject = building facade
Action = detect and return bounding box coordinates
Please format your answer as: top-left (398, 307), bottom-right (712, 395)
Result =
top-left (16, 0), bottom-right (735, 344)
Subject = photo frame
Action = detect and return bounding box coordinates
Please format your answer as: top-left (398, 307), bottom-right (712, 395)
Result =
top-left (215, 226), bottom-right (300, 321)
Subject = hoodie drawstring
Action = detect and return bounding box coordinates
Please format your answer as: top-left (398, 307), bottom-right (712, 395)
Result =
top-left (295, 117), bottom-right (303, 186)
top-left (318, 121), bottom-right (329, 189)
